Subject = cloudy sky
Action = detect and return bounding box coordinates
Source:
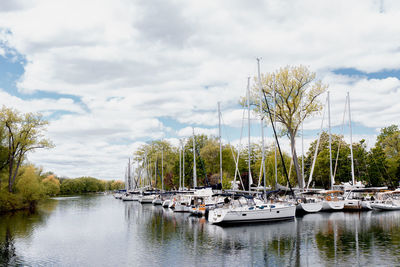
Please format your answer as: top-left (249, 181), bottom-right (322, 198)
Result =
top-left (0, 0), bottom-right (399, 180)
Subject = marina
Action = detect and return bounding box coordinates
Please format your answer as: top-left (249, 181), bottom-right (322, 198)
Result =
top-left (2, 194), bottom-right (400, 266)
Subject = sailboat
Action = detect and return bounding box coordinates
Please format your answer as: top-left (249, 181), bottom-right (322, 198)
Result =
top-left (322, 91), bottom-right (344, 211)
top-left (208, 59), bottom-right (296, 224)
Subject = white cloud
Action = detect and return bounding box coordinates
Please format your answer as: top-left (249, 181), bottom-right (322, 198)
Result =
top-left (0, 0), bottom-right (399, 179)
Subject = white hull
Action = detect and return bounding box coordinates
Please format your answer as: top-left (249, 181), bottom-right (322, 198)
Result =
top-left (371, 202), bottom-right (400, 210)
top-left (162, 199), bottom-right (171, 208)
top-left (174, 204), bottom-right (191, 212)
top-left (152, 199), bottom-right (163, 205)
top-left (361, 201), bottom-right (373, 210)
top-left (296, 202), bottom-right (323, 213)
top-left (139, 195), bottom-right (155, 204)
top-left (122, 195), bottom-right (135, 201)
top-left (208, 204), bottom-right (296, 224)
top-left (113, 193), bottom-right (123, 199)
top-left (322, 200), bottom-right (345, 211)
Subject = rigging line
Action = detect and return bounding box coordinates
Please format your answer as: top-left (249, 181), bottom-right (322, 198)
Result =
top-left (261, 89), bottom-right (295, 196)
top-left (333, 94), bottom-right (348, 180)
top-left (221, 108), bottom-right (246, 190)
top-left (307, 95), bottom-right (328, 190)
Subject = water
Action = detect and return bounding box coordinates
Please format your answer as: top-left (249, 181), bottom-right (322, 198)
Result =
top-left (1, 195), bottom-right (400, 266)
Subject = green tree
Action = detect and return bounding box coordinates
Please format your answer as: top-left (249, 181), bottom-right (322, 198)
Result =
top-left (304, 132), bottom-right (352, 188)
top-left (0, 106), bottom-right (54, 192)
top-left (15, 165), bottom-right (44, 207)
top-left (248, 65), bottom-right (327, 188)
top-left (41, 175), bottom-right (60, 196)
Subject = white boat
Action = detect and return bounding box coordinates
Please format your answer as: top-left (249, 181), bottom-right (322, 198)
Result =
top-left (121, 193), bottom-right (135, 201)
top-left (296, 201), bottom-right (323, 213)
top-left (208, 197), bottom-right (296, 224)
top-left (343, 190), bottom-right (373, 210)
top-left (322, 200), bottom-right (345, 210)
top-left (113, 193), bottom-right (123, 199)
top-left (319, 191), bottom-right (345, 211)
top-left (371, 200), bottom-right (400, 210)
top-left (162, 199), bottom-right (171, 208)
top-left (173, 195), bottom-right (192, 213)
top-left (295, 193), bottom-right (323, 213)
top-left (152, 196), bottom-right (163, 205)
top-left (371, 191), bottom-right (400, 210)
top-left (139, 194), bottom-right (155, 204)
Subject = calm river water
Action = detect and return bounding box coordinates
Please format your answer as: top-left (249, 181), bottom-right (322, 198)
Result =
top-left (1, 195), bottom-right (400, 266)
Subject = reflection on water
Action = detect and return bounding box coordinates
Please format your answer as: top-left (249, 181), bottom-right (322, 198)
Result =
top-left (2, 195), bottom-right (400, 266)
top-left (0, 199), bottom-right (58, 266)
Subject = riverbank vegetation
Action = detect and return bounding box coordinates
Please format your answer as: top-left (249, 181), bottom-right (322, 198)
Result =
top-left (0, 106), bottom-right (124, 213)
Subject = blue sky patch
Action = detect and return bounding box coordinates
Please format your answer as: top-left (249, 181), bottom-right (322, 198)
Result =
top-left (333, 68), bottom-right (400, 80)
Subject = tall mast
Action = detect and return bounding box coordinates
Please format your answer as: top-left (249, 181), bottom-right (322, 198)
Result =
top-left (193, 128), bottom-right (197, 188)
top-left (301, 97), bottom-right (305, 190)
top-left (247, 77), bottom-right (252, 191)
top-left (257, 58), bottom-right (266, 196)
top-left (328, 91), bottom-right (333, 189)
top-left (161, 147), bottom-right (164, 191)
top-left (273, 74), bottom-right (278, 187)
top-left (218, 102), bottom-right (223, 188)
top-left (179, 142), bottom-right (182, 190)
top-left (182, 140), bottom-right (185, 189)
top-left (128, 157), bottom-right (131, 190)
top-left (348, 92), bottom-right (355, 186)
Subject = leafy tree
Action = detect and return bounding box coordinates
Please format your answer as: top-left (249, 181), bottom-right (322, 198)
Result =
top-left (373, 125), bottom-right (400, 187)
top-left (366, 146), bottom-right (388, 186)
top-left (42, 175), bottom-right (60, 196)
top-left (248, 65), bottom-right (327, 188)
top-left (0, 106), bottom-right (54, 192)
top-left (304, 132), bottom-right (352, 188)
top-left (15, 165), bottom-right (44, 207)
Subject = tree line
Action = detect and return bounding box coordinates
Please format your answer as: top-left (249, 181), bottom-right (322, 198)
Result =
top-left (134, 124), bottom-right (400, 191)
top-left (0, 106), bottom-right (124, 213)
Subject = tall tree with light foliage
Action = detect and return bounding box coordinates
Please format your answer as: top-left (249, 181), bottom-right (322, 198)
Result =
top-left (249, 65), bottom-right (327, 189)
top-left (0, 106), bottom-right (54, 192)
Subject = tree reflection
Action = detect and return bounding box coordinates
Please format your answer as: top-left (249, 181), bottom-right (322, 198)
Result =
top-left (0, 199), bottom-right (57, 266)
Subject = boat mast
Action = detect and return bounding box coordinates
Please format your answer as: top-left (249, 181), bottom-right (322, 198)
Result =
top-left (179, 141), bottom-right (182, 190)
top-left (273, 74), bottom-right (278, 187)
top-left (161, 147), bottom-right (164, 191)
top-left (328, 91), bottom-right (333, 190)
top-left (247, 77), bottom-right (252, 191)
top-left (182, 140), bottom-right (185, 189)
top-left (218, 102), bottom-right (223, 188)
top-left (128, 158), bottom-right (131, 190)
top-left (193, 128), bottom-right (197, 188)
top-left (301, 97), bottom-right (305, 190)
top-left (348, 92), bottom-right (356, 186)
top-left (257, 58), bottom-right (266, 196)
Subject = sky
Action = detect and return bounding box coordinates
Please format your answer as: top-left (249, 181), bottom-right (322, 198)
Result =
top-left (0, 0), bottom-right (399, 180)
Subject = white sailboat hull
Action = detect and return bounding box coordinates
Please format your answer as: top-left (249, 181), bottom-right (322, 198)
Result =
top-left (139, 195), bottom-right (155, 204)
top-left (162, 199), bottom-right (171, 208)
top-left (296, 202), bottom-right (323, 213)
top-left (322, 200), bottom-right (345, 211)
top-left (208, 205), bottom-right (296, 224)
top-left (371, 202), bottom-right (400, 210)
top-left (152, 199), bottom-right (163, 205)
top-left (174, 204), bottom-right (191, 212)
